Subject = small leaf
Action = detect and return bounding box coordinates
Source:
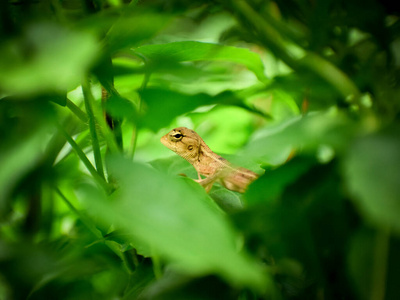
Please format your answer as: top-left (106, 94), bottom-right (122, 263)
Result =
top-left (209, 186), bottom-right (243, 213)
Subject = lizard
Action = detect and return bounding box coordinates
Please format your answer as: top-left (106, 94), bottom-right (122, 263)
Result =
top-left (160, 127), bottom-right (259, 193)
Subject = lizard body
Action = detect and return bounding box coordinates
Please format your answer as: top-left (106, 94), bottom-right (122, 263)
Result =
top-left (160, 127), bottom-right (258, 193)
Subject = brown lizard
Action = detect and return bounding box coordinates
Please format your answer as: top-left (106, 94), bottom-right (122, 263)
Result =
top-left (160, 127), bottom-right (259, 193)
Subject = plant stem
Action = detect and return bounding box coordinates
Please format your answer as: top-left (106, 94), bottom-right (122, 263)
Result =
top-left (55, 187), bottom-right (123, 262)
top-left (231, 0), bottom-right (361, 102)
top-left (55, 187), bottom-right (102, 238)
top-left (371, 226), bottom-right (390, 300)
top-left (58, 124), bottom-right (110, 192)
top-left (81, 79), bottom-right (120, 154)
top-left (66, 98), bottom-right (88, 123)
top-left (82, 79), bottom-right (105, 180)
top-left (129, 71), bottom-right (151, 159)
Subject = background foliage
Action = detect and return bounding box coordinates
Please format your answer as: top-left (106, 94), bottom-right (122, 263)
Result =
top-left (1, 0), bottom-right (400, 299)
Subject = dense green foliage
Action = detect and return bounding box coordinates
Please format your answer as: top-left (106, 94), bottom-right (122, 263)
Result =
top-left (1, 0), bottom-right (400, 299)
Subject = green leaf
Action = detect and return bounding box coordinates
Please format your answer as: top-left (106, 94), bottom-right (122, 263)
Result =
top-left (0, 127), bottom-right (47, 216)
top-left (80, 155), bottom-right (269, 289)
top-left (139, 88), bottom-right (242, 131)
top-left (244, 110), bottom-right (354, 165)
top-left (245, 157), bottom-right (314, 205)
top-left (150, 155), bottom-right (197, 179)
top-left (344, 127), bottom-right (400, 232)
top-left (105, 94), bottom-right (137, 123)
top-left (209, 186), bottom-right (243, 213)
top-left (106, 12), bottom-right (170, 53)
top-left (0, 23), bottom-right (99, 95)
top-left (132, 41), bottom-right (268, 83)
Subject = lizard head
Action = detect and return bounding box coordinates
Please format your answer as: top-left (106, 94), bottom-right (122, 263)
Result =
top-left (160, 127), bottom-right (201, 163)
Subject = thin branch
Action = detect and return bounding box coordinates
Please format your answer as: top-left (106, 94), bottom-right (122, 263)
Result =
top-left (55, 187), bottom-right (102, 238)
top-left (371, 226), bottom-right (390, 300)
top-left (66, 98), bottom-right (88, 123)
top-left (129, 71), bottom-right (151, 159)
top-left (58, 124), bottom-right (110, 192)
top-left (82, 79), bottom-right (105, 180)
top-left (81, 79), bottom-right (120, 154)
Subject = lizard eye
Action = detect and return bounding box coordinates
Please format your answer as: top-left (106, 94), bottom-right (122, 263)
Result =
top-left (170, 132), bottom-right (183, 141)
top-left (188, 145), bottom-right (193, 150)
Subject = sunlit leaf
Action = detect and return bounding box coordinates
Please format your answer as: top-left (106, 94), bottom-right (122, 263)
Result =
top-left (79, 155), bottom-right (269, 289)
top-left (132, 41), bottom-right (268, 83)
top-left (139, 88), bottom-right (242, 131)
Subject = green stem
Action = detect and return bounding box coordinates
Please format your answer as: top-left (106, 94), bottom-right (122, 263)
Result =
top-left (81, 79), bottom-right (120, 154)
top-left (58, 124), bottom-right (110, 192)
top-left (129, 72), bottom-right (151, 159)
top-left (55, 187), bottom-right (102, 238)
top-left (231, 0), bottom-right (361, 102)
top-left (55, 188), bottom-right (124, 264)
top-left (82, 79), bottom-right (105, 180)
top-left (151, 249), bottom-right (162, 279)
top-left (371, 226), bottom-right (390, 300)
top-left (66, 98), bottom-right (88, 123)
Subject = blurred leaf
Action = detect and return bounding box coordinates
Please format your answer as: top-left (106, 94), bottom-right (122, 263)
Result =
top-left (209, 186), bottom-right (243, 213)
top-left (244, 110), bottom-right (354, 165)
top-left (138, 273), bottom-right (233, 300)
top-left (39, 92), bottom-right (67, 106)
top-left (189, 106), bottom-right (258, 154)
top-left (122, 259), bottom-right (155, 300)
top-left (133, 41), bottom-right (268, 83)
top-left (0, 127), bottom-right (47, 215)
top-left (107, 12), bottom-right (170, 53)
top-left (80, 155), bottom-right (269, 289)
top-left (347, 227), bottom-right (376, 299)
top-left (150, 155), bottom-right (197, 179)
top-left (0, 23), bottom-right (99, 95)
top-left (347, 227), bottom-right (400, 300)
top-left (105, 94), bottom-right (137, 123)
top-left (245, 157), bottom-right (314, 205)
top-left (344, 127), bottom-right (400, 232)
top-left (139, 88), bottom-right (243, 131)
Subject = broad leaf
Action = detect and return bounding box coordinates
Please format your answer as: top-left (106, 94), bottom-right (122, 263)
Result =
top-left (344, 127), bottom-right (400, 232)
top-left (79, 155), bottom-right (269, 289)
top-left (0, 23), bottom-right (99, 95)
top-left (139, 88), bottom-right (242, 131)
top-left (0, 127), bottom-right (47, 215)
top-left (243, 110), bottom-right (354, 165)
top-left (107, 12), bottom-right (170, 53)
top-left (132, 41), bottom-right (268, 83)
top-left (245, 157), bottom-right (314, 205)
